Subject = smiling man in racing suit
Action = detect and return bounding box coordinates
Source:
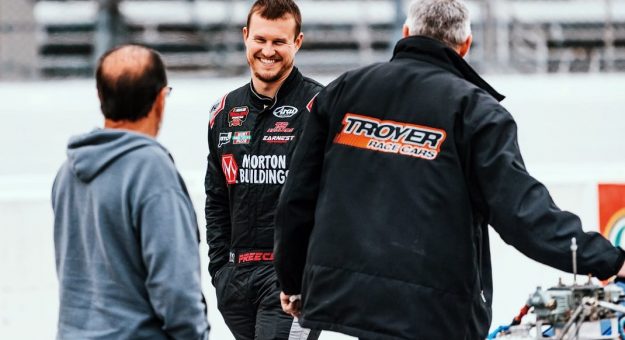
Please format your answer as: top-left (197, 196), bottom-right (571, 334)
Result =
top-left (204, 1), bottom-right (323, 339)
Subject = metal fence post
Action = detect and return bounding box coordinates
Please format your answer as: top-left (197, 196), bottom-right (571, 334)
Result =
top-left (93, 0), bottom-right (127, 66)
top-left (0, 0), bottom-right (37, 79)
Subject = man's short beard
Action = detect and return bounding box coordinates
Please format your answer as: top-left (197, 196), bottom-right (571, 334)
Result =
top-left (253, 60), bottom-right (293, 84)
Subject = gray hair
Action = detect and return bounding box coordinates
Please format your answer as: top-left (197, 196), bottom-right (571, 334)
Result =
top-left (405, 0), bottom-right (471, 49)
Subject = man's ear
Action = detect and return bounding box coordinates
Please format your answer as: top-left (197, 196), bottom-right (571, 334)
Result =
top-left (458, 34), bottom-right (472, 58)
top-left (145, 87), bottom-right (167, 137)
top-left (242, 26), bottom-right (248, 41)
top-left (294, 32), bottom-right (304, 50)
top-left (154, 87), bottom-right (167, 120)
top-left (402, 24), bottom-right (410, 38)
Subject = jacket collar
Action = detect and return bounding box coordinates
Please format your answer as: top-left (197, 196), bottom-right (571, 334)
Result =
top-left (391, 36), bottom-right (505, 102)
top-left (248, 67), bottom-right (303, 110)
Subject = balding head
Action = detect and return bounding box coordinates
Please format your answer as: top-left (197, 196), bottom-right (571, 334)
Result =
top-left (96, 45), bottom-right (167, 122)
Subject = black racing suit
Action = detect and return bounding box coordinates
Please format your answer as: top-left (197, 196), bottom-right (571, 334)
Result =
top-left (205, 67), bottom-right (323, 340)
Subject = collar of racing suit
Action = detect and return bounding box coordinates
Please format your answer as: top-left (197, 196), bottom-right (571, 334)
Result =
top-left (248, 66), bottom-right (303, 111)
top-left (391, 35), bottom-right (505, 102)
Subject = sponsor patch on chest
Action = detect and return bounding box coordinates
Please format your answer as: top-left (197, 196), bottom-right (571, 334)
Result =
top-left (221, 154), bottom-right (238, 184)
top-left (233, 131), bottom-right (251, 145)
top-left (220, 154), bottom-right (290, 185)
top-left (228, 106), bottom-right (249, 127)
top-left (218, 132), bottom-right (232, 148)
top-left (267, 122), bottom-right (294, 133)
top-left (263, 135), bottom-right (295, 144)
top-left (273, 106), bottom-right (298, 118)
top-left (334, 113), bottom-right (447, 160)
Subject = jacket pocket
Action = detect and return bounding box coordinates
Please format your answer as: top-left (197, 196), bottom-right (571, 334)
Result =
top-left (214, 264), bottom-right (234, 306)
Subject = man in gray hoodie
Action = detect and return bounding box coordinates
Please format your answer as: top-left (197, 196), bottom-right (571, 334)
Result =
top-left (51, 45), bottom-right (210, 340)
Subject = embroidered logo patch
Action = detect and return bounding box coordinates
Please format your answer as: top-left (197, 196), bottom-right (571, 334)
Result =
top-left (238, 154), bottom-right (288, 184)
top-left (262, 135), bottom-right (295, 144)
top-left (209, 94), bottom-right (228, 129)
top-left (334, 113), bottom-right (446, 160)
top-left (221, 154), bottom-right (238, 184)
top-left (267, 122), bottom-right (294, 133)
top-left (228, 106), bottom-right (249, 127)
top-left (273, 106), bottom-right (298, 118)
top-left (233, 131), bottom-right (251, 145)
top-left (218, 132), bottom-right (232, 148)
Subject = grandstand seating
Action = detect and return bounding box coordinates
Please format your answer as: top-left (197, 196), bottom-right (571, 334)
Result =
top-left (34, 0), bottom-right (402, 76)
top-left (31, 0), bottom-right (625, 76)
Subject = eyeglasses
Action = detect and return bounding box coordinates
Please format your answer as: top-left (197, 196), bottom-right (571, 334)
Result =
top-left (165, 86), bottom-right (173, 97)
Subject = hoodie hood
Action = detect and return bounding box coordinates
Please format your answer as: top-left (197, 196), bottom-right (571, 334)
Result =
top-left (67, 129), bottom-right (164, 182)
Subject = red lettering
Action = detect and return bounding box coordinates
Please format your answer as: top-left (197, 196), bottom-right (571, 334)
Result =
top-left (237, 252), bottom-right (275, 263)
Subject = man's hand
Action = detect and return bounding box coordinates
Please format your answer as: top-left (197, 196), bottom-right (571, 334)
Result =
top-left (280, 291), bottom-right (302, 318)
top-left (618, 262), bottom-right (625, 278)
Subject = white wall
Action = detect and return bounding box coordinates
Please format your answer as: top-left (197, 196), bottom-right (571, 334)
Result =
top-left (1, 74), bottom-right (624, 339)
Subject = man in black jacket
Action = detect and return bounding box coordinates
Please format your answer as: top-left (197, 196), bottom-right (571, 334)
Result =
top-left (274, 0), bottom-right (625, 339)
top-left (204, 0), bottom-right (322, 339)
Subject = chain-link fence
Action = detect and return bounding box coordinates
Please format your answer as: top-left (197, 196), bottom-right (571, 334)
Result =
top-left (0, 0), bottom-right (38, 79)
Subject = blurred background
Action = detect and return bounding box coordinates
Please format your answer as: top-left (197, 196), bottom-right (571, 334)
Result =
top-left (1, 0), bottom-right (625, 339)
top-left (2, 0), bottom-right (625, 79)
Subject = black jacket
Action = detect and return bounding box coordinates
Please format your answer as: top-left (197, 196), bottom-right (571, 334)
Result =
top-left (205, 67), bottom-right (323, 279)
top-left (274, 36), bottom-right (625, 340)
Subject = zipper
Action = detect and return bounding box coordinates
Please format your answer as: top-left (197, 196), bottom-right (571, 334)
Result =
top-left (476, 223), bottom-right (486, 304)
top-left (248, 81), bottom-right (282, 111)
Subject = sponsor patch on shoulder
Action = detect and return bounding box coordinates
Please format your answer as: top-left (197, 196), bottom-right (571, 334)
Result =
top-left (209, 94), bottom-right (228, 129)
top-left (273, 106), bottom-right (298, 118)
top-left (334, 113), bottom-right (446, 160)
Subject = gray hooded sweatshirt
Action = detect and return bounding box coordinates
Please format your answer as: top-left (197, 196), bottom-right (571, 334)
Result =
top-left (52, 129), bottom-right (209, 340)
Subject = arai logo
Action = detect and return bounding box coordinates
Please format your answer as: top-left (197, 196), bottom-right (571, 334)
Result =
top-left (273, 106), bottom-right (298, 118)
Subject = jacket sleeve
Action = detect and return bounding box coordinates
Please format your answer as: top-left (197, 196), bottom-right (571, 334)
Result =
top-left (464, 92), bottom-right (624, 280)
top-left (274, 82), bottom-right (335, 295)
top-left (139, 189), bottom-right (210, 340)
top-left (205, 124), bottom-right (231, 281)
